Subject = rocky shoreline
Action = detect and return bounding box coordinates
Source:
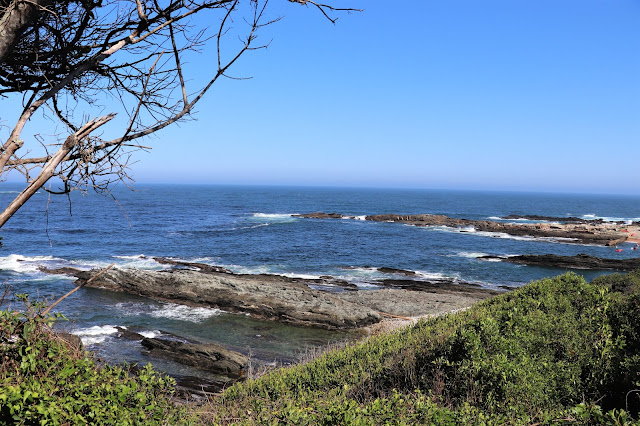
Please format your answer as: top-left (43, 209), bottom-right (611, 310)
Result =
top-left (294, 212), bottom-right (638, 246)
top-left (43, 258), bottom-right (499, 330)
top-left (43, 259), bottom-right (502, 398)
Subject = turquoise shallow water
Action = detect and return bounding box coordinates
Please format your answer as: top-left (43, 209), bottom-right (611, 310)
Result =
top-left (0, 184), bottom-right (638, 377)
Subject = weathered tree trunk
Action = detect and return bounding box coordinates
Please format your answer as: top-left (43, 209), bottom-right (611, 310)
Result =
top-left (0, 0), bottom-right (49, 64)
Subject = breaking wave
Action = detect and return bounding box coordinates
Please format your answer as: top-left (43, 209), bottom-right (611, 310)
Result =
top-left (114, 301), bottom-right (223, 323)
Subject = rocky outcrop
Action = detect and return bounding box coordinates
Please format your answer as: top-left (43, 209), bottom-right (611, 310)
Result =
top-left (141, 338), bottom-right (248, 378)
top-left (151, 257), bottom-right (233, 274)
top-left (478, 253), bottom-right (640, 271)
top-left (295, 213), bottom-right (629, 246)
top-left (376, 267), bottom-right (417, 276)
top-left (72, 268), bottom-right (381, 330)
top-left (337, 286), bottom-right (502, 318)
top-left (503, 215), bottom-right (640, 227)
top-left (294, 212), bottom-right (347, 219)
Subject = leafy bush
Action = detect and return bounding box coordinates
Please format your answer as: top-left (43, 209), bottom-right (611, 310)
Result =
top-left (0, 294), bottom-right (191, 425)
top-left (4, 271), bottom-right (640, 425)
top-left (592, 268), bottom-right (640, 295)
top-left (203, 273), bottom-right (640, 424)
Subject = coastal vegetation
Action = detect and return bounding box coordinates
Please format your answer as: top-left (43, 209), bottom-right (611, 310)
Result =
top-left (2, 270), bottom-right (640, 424)
top-left (202, 270), bottom-right (640, 424)
top-left (0, 294), bottom-right (192, 424)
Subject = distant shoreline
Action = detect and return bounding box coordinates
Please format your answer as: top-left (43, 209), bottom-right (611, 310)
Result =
top-left (295, 212), bottom-right (639, 247)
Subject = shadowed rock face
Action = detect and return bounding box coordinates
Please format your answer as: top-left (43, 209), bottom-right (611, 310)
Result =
top-left (294, 213), bottom-right (629, 246)
top-left (73, 268), bottom-right (381, 330)
top-left (478, 254), bottom-right (640, 271)
top-left (140, 338), bottom-right (248, 378)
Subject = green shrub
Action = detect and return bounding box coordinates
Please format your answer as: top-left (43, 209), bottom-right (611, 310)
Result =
top-left (203, 273), bottom-right (640, 424)
top-left (0, 294), bottom-right (191, 425)
top-left (592, 268), bottom-right (640, 295)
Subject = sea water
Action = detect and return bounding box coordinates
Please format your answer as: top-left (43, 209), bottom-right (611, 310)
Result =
top-left (0, 184), bottom-right (638, 377)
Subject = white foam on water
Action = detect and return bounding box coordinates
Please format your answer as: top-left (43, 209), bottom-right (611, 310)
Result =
top-left (342, 266), bottom-right (377, 273)
top-left (352, 281), bottom-right (380, 289)
top-left (139, 330), bottom-right (162, 338)
top-left (252, 213), bottom-right (294, 219)
top-left (342, 267), bottom-right (459, 285)
top-left (581, 214), bottom-right (640, 224)
top-left (149, 303), bottom-right (223, 322)
top-left (114, 302), bottom-right (151, 316)
top-left (280, 272), bottom-right (324, 280)
top-left (68, 259), bottom-right (114, 270)
top-left (217, 263), bottom-right (324, 280)
top-left (415, 270), bottom-right (458, 281)
top-left (339, 215), bottom-right (367, 221)
top-left (114, 301), bottom-right (223, 322)
top-left (0, 254), bottom-right (64, 274)
top-left (421, 225), bottom-right (578, 243)
top-left (335, 267), bottom-right (382, 281)
top-left (456, 251), bottom-right (490, 259)
top-left (112, 254), bottom-right (165, 270)
top-left (474, 231), bottom-right (537, 241)
top-left (113, 254), bottom-right (147, 260)
top-left (231, 223), bottom-right (269, 230)
top-left (225, 263), bottom-right (280, 275)
top-left (190, 256), bottom-right (222, 264)
top-left (251, 213), bottom-right (298, 223)
top-left (72, 325), bottom-right (119, 346)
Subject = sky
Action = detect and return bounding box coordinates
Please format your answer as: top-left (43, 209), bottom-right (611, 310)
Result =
top-left (4, 0), bottom-right (640, 194)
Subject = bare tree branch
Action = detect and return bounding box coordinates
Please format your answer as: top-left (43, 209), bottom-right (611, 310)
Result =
top-left (0, 0), bottom-right (359, 232)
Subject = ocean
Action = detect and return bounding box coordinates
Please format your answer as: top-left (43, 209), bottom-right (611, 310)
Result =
top-left (1, 183), bottom-right (639, 380)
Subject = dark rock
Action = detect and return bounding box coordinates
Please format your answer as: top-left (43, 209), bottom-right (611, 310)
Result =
top-left (498, 285), bottom-right (516, 291)
top-left (377, 267), bottom-right (416, 276)
top-left (56, 332), bottom-right (83, 350)
top-left (478, 253), bottom-right (640, 271)
top-left (141, 337), bottom-right (248, 378)
top-left (73, 268), bottom-right (381, 330)
top-left (173, 374), bottom-right (235, 400)
top-left (502, 214), bottom-right (629, 225)
top-left (152, 257), bottom-right (233, 274)
top-left (114, 326), bottom-right (145, 341)
top-left (377, 278), bottom-right (486, 293)
top-left (292, 212), bottom-right (346, 219)
top-left (38, 266), bottom-right (84, 276)
top-left (297, 212), bottom-right (629, 246)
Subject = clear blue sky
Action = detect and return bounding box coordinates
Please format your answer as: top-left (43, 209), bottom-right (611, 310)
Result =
top-left (8, 1), bottom-right (640, 194)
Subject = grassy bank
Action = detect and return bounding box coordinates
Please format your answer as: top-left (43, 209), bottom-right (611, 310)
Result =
top-left (2, 271), bottom-right (640, 424)
top-left (204, 271), bottom-right (640, 424)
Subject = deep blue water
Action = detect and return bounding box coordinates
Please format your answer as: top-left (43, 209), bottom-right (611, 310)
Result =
top-left (0, 184), bottom-right (638, 377)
